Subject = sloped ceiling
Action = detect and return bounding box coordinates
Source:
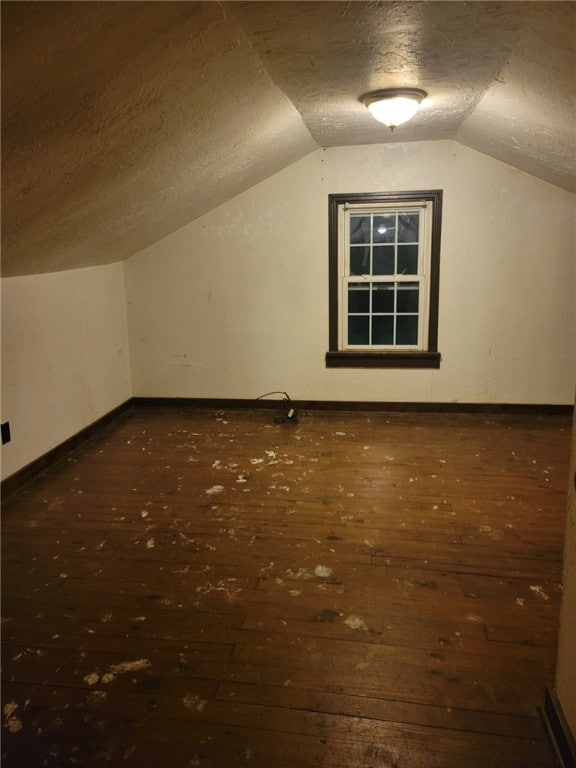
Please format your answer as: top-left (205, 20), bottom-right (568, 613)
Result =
top-left (1, 1), bottom-right (575, 277)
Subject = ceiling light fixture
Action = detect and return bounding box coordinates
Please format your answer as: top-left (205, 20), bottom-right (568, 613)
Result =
top-left (361, 88), bottom-right (427, 131)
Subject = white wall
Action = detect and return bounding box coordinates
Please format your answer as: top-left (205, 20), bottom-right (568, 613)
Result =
top-left (1, 263), bottom-right (131, 480)
top-left (125, 141), bottom-right (575, 404)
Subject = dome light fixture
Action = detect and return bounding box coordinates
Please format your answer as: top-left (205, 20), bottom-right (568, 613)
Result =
top-left (361, 88), bottom-right (427, 130)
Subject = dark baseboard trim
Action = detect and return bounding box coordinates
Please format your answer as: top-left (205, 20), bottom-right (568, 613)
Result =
top-left (2, 397), bottom-right (571, 498)
top-left (541, 686), bottom-right (576, 768)
top-left (1, 399), bottom-right (134, 499)
top-left (132, 397), bottom-right (572, 416)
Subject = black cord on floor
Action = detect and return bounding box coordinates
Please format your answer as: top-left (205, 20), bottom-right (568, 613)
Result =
top-left (256, 391), bottom-right (299, 424)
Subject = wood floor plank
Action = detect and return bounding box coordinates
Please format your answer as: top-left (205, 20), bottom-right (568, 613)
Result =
top-left (2, 407), bottom-right (570, 767)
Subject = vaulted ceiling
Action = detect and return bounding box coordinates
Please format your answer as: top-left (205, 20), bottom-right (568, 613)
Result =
top-left (2, 1), bottom-right (575, 277)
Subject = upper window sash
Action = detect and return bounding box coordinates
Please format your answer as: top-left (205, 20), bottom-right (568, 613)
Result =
top-left (340, 202), bottom-right (432, 279)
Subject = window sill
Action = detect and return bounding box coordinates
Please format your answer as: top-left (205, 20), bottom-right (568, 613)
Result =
top-left (325, 351), bottom-right (441, 369)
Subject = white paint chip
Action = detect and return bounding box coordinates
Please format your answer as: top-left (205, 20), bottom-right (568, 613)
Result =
top-left (183, 695), bottom-right (207, 712)
top-left (344, 615), bottom-right (369, 631)
top-left (205, 485), bottom-right (224, 495)
top-left (89, 690), bottom-right (108, 702)
top-left (479, 525), bottom-right (502, 539)
top-left (285, 567), bottom-right (312, 580)
top-left (109, 659), bottom-right (152, 674)
top-left (83, 673), bottom-right (99, 686)
top-left (530, 585), bottom-right (550, 601)
top-left (314, 565), bottom-right (332, 578)
top-left (4, 715), bottom-right (23, 733)
top-left (3, 702), bottom-right (19, 719)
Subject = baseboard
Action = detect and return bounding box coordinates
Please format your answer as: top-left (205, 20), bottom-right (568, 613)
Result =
top-left (1, 399), bottom-right (134, 499)
top-left (132, 396), bottom-right (572, 415)
top-left (542, 687), bottom-right (576, 768)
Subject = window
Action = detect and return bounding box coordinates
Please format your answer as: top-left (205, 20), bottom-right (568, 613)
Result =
top-left (326, 190), bottom-right (442, 368)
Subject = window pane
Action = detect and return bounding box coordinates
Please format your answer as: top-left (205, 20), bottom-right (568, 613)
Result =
top-left (373, 214), bottom-right (396, 243)
top-left (397, 283), bottom-right (419, 313)
top-left (397, 245), bottom-right (418, 274)
top-left (350, 216), bottom-right (371, 244)
top-left (348, 283), bottom-right (369, 313)
top-left (350, 246), bottom-right (370, 275)
top-left (373, 246), bottom-right (395, 275)
top-left (396, 315), bottom-right (418, 345)
top-left (372, 316), bottom-right (394, 345)
top-left (348, 316), bottom-right (369, 345)
top-left (372, 283), bottom-right (395, 313)
top-left (398, 213), bottom-right (419, 243)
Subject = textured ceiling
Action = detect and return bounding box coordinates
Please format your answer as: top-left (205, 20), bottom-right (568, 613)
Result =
top-left (1, 1), bottom-right (575, 277)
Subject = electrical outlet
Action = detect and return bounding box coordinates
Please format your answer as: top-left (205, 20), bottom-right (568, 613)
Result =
top-left (1, 422), bottom-right (11, 445)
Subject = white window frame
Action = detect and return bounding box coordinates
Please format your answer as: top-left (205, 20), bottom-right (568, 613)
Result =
top-left (338, 201), bottom-right (433, 351)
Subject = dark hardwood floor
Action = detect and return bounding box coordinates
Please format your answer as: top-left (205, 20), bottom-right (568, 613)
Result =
top-left (1, 406), bottom-right (571, 767)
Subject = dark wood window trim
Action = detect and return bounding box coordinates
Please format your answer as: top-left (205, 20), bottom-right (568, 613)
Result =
top-left (326, 350), bottom-right (441, 368)
top-left (327, 189), bottom-right (443, 369)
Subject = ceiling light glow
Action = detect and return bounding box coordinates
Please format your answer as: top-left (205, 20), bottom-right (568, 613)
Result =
top-left (361, 88), bottom-right (427, 130)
